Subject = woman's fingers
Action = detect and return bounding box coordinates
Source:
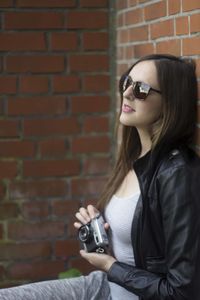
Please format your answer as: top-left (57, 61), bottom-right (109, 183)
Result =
top-left (74, 205), bottom-right (100, 229)
top-left (104, 222), bottom-right (110, 230)
top-left (87, 204), bottom-right (99, 219)
top-left (73, 221), bottom-right (82, 229)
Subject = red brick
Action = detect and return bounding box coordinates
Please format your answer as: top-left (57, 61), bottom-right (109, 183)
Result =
top-left (72, 136), bottom-right (110, 153)
top-left (129, 0), bottom-right (137, 5)
top-left (0, 76), bottom-right (17, 94)
top-left (0, 242), bottom-right (51, 260)
top-left (10, 180), bottom-right (68, 199)
top-left (0, 161), bottom-right (18, 180)
top-left (0, 0), bottom-right (13, 7)
top-left (8, 221), bottom-right (65, 240)
top-left (144, 1), bottom-right (166, 21)
top-left (71, 177), bottom-right (107, 196)
top-left (71, 95), bottom-right (110, 113)
top-left (22, 202), bottom-right (49, 219)
top-left (69, 54), bottom-right (109, 72)
top-left (39, 139), bottom-right (67, 157)
top-left (66, 11), bottom-right (108, 29)
top-left (53, 76), bottom-right (80, 93)
top-left (0, 141), bottom-right (35, 158)
top-left (0, 265), bottom-right (5, 280)
top-left (118, 29), bottom-right (129, 44)
top-left (51, 32), bottom-right (78, 51)
top-left (6, 55), bottom-right (65, 73)
top-left (183, 37), bottom-right (200, 55)
top-left (4, 12), bottom-right (64, 30)
top-left (117, 13), bottom-right (124, 27)
top-left (117, 0), bottom-right (128, 9)
top-left (80, 0), bottom-right (108, 7)
top-left (8, 96), bottom-right (66, 116)
top-left (134, 43), bottom-right (154, 58)
top-left (0, 224), bottom-right (3, 239)
top-left (125, 8), bottom-right (143, 25)
top-left (168, 0), bottom-right (180, 15)
top-left (52, 200), bottom-right (79, 217)
top-left (83, 157), bottom-right (110, 175)
top-left (156, 40), bottom-right (181, 56)
top-left (0, 77), bottom-right (16, 94)
top-left (19, 76), bottom-right (48, 94)
top-left (176, 16), bottom-right (189, 35)
top-left (0, 203), bottom-right (18, 219)
top-left (0, 98), bottom-right (4, 115)
top-left (55, 240), bottom-right (79, 257)
top-left (182, 0), bottom-right (200, 11)
top-left (0, 120), bottom-right (19, 137)
top-left (150, 20), bottom-right (174, 39)
top-left (117, 46), bottom-right (125, 60)
top-left (117, 63), bottom-right (129, 77)
top-left (0, 183), bottom-right (5, 198)
top-left (0, 33), bottom-right (46, 52)
top-left (83, 116), bottom-right (109, 133)
top-left (83, 75), bottom-right (109, 92)
top-left (16, 0), bottom-right (76, 7)
top-left (125, 45), bottom-right (135, 60)
top-left (129, 26), bottom-right (148, 41)
top-left (24, 118), bottom-right (79, 137)
top-left (82, 32), bottom-right (109, 50)
top-left (23, 159), bottom-right (80, 177)
top-left (8, 260), bottom-right (65, 281)
top-left (190, 14), bottom-right (200, 33)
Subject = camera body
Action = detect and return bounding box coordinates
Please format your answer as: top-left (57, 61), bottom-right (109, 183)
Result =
top-left (78, 214), bottom-right (109, 253)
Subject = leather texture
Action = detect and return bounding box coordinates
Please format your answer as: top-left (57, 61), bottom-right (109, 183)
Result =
top-left (107, 146), bottom-right (200, 300)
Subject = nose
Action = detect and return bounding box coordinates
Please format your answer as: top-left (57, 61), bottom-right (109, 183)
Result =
top-left (123, 86), bottom-right (134, 101)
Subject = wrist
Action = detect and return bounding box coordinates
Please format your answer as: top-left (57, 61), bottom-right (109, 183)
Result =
top-left (105, 257), bottom-right (117, 272)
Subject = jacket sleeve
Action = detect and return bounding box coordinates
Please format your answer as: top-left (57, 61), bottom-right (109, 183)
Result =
top-left (107, 164), bottom-right (200, 300)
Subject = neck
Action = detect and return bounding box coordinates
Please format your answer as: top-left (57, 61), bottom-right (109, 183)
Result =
top-left (137, 127), bottom-right (152, 157)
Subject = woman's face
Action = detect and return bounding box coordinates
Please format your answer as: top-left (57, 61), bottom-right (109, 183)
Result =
top-left (120, 60), bottom-right (163, 131)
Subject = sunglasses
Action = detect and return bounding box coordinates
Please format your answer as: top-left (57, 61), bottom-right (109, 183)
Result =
top-left (123, 75), bottom-right (161, 100)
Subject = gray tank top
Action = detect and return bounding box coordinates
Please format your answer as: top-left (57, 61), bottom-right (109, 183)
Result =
top-left (105, 192), bottom-right (140, 300)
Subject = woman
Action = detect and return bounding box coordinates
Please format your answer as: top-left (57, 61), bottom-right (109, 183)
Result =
top-left (0, 54), bottom-right (199, 300)
top-left (74, 54), bottom-right (200, 300)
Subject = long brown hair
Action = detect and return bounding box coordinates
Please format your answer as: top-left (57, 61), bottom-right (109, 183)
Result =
top-left (98, 54), bottom-right (198, 209)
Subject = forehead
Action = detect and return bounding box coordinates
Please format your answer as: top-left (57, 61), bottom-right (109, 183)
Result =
top-left (129, 60), bottom-right (158, 86)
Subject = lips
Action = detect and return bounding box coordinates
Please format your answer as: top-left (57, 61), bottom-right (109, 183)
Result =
top-left (122, 104), bottom-right (135, 113)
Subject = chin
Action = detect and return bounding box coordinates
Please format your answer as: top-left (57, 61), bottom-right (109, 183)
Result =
top-left (119, 113), bottom-right (135, 126)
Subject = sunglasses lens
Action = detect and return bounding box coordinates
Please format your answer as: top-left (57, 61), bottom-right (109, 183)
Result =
top-left (123, 76), bottom-right (131, 91)
top-left (133, 82), bottom-right (148, 100)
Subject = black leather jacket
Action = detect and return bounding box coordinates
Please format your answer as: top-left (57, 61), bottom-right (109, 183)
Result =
top-left (107, 147), bottom-right (200, 300)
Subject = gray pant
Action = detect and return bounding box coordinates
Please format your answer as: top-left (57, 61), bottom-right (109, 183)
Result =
top-left (0, 271), bottom-right (111, 300)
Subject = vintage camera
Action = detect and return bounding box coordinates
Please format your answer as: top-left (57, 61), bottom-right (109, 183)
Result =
top-left (78, 214), bottom-right (109, 253)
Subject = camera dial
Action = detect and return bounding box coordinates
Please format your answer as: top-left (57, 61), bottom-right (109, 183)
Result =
top-left (78, 224), bottom-right (92, 242)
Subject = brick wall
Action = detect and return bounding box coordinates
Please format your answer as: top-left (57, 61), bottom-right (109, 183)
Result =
top-left (116, 0), bottom-right (200, 151)
top-left (0, 0), bottom-right (114, 287)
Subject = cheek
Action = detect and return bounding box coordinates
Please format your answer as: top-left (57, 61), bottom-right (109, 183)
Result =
top-left (141, 100), bottom-right (162, 123)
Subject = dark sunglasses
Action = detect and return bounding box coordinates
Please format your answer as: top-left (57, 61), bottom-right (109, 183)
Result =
top-left (123, 75), bottom-right (161, 100)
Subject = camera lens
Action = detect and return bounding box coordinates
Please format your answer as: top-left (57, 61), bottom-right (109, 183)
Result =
top-left (78, 225), bottom-right (91, 242)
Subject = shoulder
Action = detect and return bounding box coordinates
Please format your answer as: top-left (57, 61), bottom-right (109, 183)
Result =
top-left (157, 147), bottom-right (200, 176)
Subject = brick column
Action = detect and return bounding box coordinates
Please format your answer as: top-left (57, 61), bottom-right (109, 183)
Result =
top-left (0, 0), bottom-right (114, 286)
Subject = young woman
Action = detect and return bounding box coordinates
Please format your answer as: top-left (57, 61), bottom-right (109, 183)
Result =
top-left (74, 54), bottom-right (200, 300)
top-left (0, 54), bottom-right (199, 300)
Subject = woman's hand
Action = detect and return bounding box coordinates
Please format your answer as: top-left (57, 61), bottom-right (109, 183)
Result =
top-left (74, 204), bottom-right (100, 229)
top-left (74, 204), bottom-right (115, 272)
top-left (79, 250), bottom-right (117, 272)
